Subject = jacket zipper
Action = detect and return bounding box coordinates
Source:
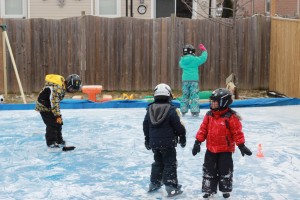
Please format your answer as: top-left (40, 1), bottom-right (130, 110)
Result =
top-left (226, 136), bottom-right (230, 146)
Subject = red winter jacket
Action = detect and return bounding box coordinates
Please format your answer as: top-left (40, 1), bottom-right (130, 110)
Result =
top-left (195, 108), bottom-right (245, 153)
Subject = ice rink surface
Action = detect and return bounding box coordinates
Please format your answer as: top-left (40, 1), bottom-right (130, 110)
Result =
top-left (1, 106), bottom-right (300, 200)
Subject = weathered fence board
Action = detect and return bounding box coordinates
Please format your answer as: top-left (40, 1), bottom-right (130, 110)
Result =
top-left (270, 18), bottom-right (300, 98)
top-left (0, 15), bottom-right (271, 94)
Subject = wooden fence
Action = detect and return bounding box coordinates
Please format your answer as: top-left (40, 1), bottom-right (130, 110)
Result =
top-left (269, 18), bottom-right (300, 98)
top-left (0, 15), bottom-right (270, 93)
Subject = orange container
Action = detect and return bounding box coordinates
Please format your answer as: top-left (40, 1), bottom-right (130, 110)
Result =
top-left (102, 94), bottom-right (112, 102)
top-left (82, 85), bottom-right (103, 102)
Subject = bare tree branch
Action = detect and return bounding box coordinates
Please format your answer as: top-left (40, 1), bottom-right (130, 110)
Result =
top-left (180, 0), bottom-right (234, 27)
top-left (180, 0), bottom-right (254, 25)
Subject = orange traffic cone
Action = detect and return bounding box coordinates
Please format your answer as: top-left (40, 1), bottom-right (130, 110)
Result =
top-left (256, 144), bottom-right (264, 158)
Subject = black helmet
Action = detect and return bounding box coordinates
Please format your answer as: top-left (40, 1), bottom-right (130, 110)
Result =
top-left (210, 88), bottom-right (233, 110)
top-left (65, 74), bottom-right (81, 93)
top-left (183, 44), bottom-right (195, 55)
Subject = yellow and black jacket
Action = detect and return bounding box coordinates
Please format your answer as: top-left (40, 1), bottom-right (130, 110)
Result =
top-left (35, 74), bottom-right (66, 117)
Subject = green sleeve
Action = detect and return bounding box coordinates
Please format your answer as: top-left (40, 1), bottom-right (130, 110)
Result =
top-left (196, 51), bottom-right (208, 66)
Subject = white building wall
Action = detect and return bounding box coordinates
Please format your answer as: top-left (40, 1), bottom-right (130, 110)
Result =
top-left (30, 0), bottom-right (91, 19)
top-left (1, 0), bottom-right (211, 20)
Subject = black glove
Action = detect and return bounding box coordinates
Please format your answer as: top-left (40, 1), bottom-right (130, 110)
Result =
top-left (238, 144), bottom-right (252, 156)
top-left (179, 136), bottom-right (186, 148)
top-left (192, 140), bottom-right (201, 156)
top-left (145, 140), bottom-right (151, 150)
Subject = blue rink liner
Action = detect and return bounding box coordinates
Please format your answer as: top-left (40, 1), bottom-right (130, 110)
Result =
top-left (1, 97), bottom-right (300, 110)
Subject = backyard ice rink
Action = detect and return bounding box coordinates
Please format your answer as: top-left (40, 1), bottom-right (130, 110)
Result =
top-left (1, 105), bottom-right (300, 200)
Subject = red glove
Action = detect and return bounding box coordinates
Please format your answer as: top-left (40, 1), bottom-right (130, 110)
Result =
top-left (198, 43), bottom-right (206, 51)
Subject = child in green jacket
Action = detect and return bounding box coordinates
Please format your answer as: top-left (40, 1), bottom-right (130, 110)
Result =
top-left (179, 44), bottom-right (208, 117)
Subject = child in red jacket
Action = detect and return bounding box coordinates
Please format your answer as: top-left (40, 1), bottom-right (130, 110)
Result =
top-left (192, 88), bottom-right (252, 199)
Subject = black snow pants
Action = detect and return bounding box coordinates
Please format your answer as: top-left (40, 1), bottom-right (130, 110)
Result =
top-left (202, 149), bottom-right (233, 194)
top-left (150, 148), bottom-right (178, 187)
top-left (40, 112), bottom-right (63, 146)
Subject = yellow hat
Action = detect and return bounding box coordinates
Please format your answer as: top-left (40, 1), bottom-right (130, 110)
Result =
top-left (45, 74), bottom-right (65, 86)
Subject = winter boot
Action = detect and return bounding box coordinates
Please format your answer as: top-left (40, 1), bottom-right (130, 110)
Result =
top-left (148, 182), bottom-right (163, 192)
top-left (223, 192), bottom-right (230, 198)
top-left (47, 143), bottom-right (61, 152)
top-left (57, 140), bottom-right (66, 147)
top-left (191, 112), bottom-right (199, 117)
top-left (203, 193), bottom-right (214, 199)
top-left (165, 184), bottom-right (183, 197)
top-left (48, 143), bottom-right (60, 148)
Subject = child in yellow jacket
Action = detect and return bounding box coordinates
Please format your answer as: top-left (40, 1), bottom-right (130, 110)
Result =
top-left (35, 74), bottom-right (81, 149)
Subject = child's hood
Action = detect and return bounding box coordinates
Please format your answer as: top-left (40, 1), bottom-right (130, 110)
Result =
top-left (45, 74), bottom-right (65, 87)
top-left (180, 55), bottom-right (196, 65)
top-left (149, 104), bottom-right (171, 125)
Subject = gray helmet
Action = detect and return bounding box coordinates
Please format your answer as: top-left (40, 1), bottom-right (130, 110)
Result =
top-left (154, 83), bottom-right (172, 97)
top-left (153, 83), bottom-right (173, 102)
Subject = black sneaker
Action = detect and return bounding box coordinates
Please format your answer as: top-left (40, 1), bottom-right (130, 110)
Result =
top-left (223, 192), bottom-right (230, 198)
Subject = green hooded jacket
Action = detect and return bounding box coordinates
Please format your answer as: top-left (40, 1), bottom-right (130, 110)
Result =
top-left (179, 51), bottom-right (208, 81)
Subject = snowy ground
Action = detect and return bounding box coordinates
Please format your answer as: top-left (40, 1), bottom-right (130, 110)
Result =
top-left (0, 106), bottom-right (300, 200)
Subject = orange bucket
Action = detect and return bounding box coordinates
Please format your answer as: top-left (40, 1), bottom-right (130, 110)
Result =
top-left (82, 85), bottom-right (103, 102)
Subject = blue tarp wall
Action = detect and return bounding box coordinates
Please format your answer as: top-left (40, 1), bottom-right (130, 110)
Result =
top-left (1, 98), bottom-right (300, 110)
